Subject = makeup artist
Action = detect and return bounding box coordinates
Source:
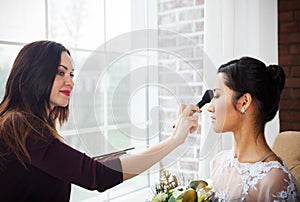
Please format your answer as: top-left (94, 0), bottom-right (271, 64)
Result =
top-left (0, 40), bottom-right (200, 201)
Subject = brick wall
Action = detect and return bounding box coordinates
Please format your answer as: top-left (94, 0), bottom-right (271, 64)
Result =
top-left (157, 0), bottom-right (205, 181)
top-left (278, 0), bottom-right (300, 131)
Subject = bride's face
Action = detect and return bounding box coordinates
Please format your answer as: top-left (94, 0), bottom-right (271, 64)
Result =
top-left (208, 73), bottom-right (240, 133)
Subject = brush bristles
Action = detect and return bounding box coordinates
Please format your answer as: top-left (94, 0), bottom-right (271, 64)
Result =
top-left (203, 89), bottom-right (214, 102)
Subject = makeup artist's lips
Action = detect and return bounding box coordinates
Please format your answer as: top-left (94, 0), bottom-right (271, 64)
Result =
top-left (60, 90), bottom-right (71, 97)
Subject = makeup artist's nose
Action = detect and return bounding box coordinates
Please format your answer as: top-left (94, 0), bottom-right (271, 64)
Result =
top-left (65, 76), bottom-right (74, 87)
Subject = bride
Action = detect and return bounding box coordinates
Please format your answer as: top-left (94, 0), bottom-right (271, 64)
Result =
top-left (207, 57), bottom-right (298, 201)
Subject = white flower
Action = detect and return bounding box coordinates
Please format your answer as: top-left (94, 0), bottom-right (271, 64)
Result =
top-left (205, 178), bottom-right (214, 188)
top-left (151, 192), bottom-right (168, 202)
top-left (170, 186), bottom-right (186, 199)
top-left (197, 188), bottom-right (212, 201)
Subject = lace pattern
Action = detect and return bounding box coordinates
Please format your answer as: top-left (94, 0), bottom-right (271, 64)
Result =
top-left (211, 150), bottom-right (299, 201)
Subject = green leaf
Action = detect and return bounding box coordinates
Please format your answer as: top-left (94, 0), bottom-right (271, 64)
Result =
top-left (168, 196), bottom-right (176, 202)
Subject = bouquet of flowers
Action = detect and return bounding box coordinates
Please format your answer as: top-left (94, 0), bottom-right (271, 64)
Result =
top-left (151, 166), bottom-right (215, 202)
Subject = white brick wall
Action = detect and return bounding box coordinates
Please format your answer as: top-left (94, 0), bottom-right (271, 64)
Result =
top-left (157, 0), bottom-right (205, 181)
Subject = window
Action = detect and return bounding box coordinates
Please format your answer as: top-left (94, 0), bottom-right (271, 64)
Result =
top-left (0, 0), bottom-right (157, 201)
top-left (0, 0), bottom-right (209, 201)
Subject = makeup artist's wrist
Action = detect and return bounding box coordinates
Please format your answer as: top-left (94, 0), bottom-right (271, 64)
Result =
top-left (168, 132), bottom-right (184, 148)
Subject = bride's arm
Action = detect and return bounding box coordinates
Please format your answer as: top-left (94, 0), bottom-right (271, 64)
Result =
top-left (120, 104), bottom-right (200, 180)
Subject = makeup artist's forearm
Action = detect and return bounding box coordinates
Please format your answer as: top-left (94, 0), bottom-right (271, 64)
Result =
top-left (120, 137), bottom-right (178, 180)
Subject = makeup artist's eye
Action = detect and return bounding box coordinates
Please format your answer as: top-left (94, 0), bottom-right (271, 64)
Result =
top-left (70, 72), bottom-right (75, 78)
top-left (57, 70), bottom-right (65, 76)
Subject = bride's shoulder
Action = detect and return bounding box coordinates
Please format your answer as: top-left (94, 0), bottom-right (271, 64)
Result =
top-left (258, 163), bottom-right (296, 192)
top-left (266, 155), bottom-right (285, 167)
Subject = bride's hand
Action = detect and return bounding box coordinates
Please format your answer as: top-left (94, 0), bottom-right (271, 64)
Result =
top-left (172, 104), bottom-right (201, 145)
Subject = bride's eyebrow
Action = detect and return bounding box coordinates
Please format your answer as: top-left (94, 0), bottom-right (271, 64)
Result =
top-left (58, 64), bottom-right (74, 71)
top-left (213, 88), bottom-right (222, 92)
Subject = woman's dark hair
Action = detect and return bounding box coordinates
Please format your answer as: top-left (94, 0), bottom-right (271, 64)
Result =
top-left (218, 56), bottom-right (285, 130)
top-left (0, 40), bottom-right (71, 167)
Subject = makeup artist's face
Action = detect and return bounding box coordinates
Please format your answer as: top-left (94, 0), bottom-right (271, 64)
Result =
top-left (207, 73), bottom-right (240, 133)
top-left (49, 51), bottom-right (74, 109)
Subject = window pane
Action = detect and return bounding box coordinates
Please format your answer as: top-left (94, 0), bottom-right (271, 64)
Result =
top-left (70, 184), bottom-right (108, 202)
top-left (109, 174), bottom-right (149, 199)
top-left (0, 0), bottom-right (45, 42)
top-left (48, 0), bottom-right (105, 50)
top-left (0, 44), bottom-right (22, 99)
top-left (105, 0), bottom-right (131, 41)
top-left (65, 48), bottom-right (133, 155)
top-left (0, 1), bottom-right (160, 201)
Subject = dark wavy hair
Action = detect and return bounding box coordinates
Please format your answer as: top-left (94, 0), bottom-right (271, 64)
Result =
top-left (0, 40), bottom-right (71, 167)
top-left (218, 56), bottom-right (285, 131)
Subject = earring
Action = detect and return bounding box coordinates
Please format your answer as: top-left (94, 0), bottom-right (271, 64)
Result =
top-left (241, 107), bottom-right (246, 114)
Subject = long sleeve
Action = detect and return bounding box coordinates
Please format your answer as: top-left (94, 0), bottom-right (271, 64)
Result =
top-left (0, 112), bottom-right (124, 202)
top-left (27, 137), bottom-right (123, 192)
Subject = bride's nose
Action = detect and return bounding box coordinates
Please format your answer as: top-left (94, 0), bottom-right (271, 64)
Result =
top-left (207, 101), bottom-right (214, 113)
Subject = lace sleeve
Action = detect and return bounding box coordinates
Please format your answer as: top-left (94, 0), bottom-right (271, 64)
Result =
top-left (247, 166), bottom-right (298, 201)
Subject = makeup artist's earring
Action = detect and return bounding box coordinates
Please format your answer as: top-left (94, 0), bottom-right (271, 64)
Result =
top-left (241, 107), bottom-right (246, 114)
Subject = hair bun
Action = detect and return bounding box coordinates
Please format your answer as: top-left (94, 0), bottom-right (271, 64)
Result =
top-left (267, 65), bottom-right (286, 93)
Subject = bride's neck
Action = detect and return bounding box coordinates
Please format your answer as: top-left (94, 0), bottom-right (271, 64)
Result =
top-left (233, 129), bottom-right (271, 163)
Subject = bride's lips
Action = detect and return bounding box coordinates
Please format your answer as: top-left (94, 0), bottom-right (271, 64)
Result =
top-left (60, 90), bottom-right (71, 97)
top-left (210, 116), bottom-right (216, 122)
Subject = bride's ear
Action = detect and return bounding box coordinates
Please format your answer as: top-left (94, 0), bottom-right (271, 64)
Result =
top-left (237, 93), bottom-right (252, 114)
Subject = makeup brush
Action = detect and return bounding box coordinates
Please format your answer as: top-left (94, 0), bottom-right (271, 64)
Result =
top-left (173, 89), bottom-right (214, 128)
top-left (194, 89), bottom-right (214, 111)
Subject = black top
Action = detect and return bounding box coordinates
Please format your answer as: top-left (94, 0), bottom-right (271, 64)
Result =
top-left (0, 135), bottom-right (123, 202)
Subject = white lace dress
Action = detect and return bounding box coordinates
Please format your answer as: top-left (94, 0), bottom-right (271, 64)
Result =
top-left (210, 150), bottom-right (299, 201)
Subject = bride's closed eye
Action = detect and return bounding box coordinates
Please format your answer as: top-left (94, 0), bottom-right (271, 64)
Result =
top-left (213, 93), bottom-right (220, 99)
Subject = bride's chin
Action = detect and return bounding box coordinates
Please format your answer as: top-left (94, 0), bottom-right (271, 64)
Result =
top-left (213, 125), bottom-right (224, 133)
